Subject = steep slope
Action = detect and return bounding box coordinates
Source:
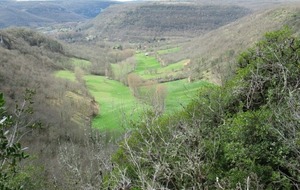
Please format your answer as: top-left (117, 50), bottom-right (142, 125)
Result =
top-left (158, 4), bottom-right (300, 84)
top-left (0, 1), bottom-right (117, 28)
top-left (0, 28), bottom-right (97, 188)
top-left (82, 2), bottom-right (251, 42)
top-left (0, 7), bottom-right (52, 28)
top-left (107, 27), bottom-right (300, 189)
top-left (129, 0), bottom-right (300, 9)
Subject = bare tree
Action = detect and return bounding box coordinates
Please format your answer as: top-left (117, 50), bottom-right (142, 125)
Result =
top-left (58, 128), bottom-right (116, 190)
top-left (152, 84), bottom-right (167, 115)
top-left (127, 73), bottom-right (143, 97)
top-left (75, 67), bottom-right (85, 85)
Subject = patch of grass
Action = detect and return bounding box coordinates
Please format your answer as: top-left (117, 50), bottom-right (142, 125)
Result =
top-left (136, 55), bottom-right (188, 80)
top-left (157, 47), bottom-right (180, 55)
top-left (84, 75), bottom-right (142, 132)
top-left (55, 69), bottom-right (142, 132)
top-left (55, 70), bottom-right (76, 81)
top-left (160, 60), bottom-right (187, 72)
top-left (164, 79), bottom-right (214, 113)
top-left (134, 53), bottom-right (161, 74)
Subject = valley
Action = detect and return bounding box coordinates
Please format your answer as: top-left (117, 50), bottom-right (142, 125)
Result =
top-left (56, 51), bottom-right (213, 132)
top-left (0, 0), bottom-right (299, 189)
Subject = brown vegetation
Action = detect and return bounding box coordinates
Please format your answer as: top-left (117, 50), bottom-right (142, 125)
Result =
top-left (81, 3), bottom-right (251, 42)
top-left (1, 1), bottom-right (299, 189)
top-left (127, 73), bottom-right (143, 97)
top-left (0, 1), bottom-right (117, 28)
top-left (157, 5), bottom-right (300, 84)
top-left (127, 73), bottom-right (167, 114)
top-left (0, 28), bottom-right (111, 189)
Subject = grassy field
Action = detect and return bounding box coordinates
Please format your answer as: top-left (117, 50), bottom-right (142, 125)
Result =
top-left (55, 69), bottom-right (143, 131)
top-left (134, 53), bottom-right (161, 74)
top-left (131, 52), bottom-right (214, 113)
top-left (55, 54), bottom-right (213, 132)
top-left (157, 47), bottom-right (180, 55)
top-left (84, 75), bottom-right (142, 131)
top-left (55, 70), bottom-right (76, 81)
top-left (164, 79), bottom-right (213, 113)
top-left (133, 53), bottom-right (188, 79)
top-left (141, 59), bottom-right (188, 80)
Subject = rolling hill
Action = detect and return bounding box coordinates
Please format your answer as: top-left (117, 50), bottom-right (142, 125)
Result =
top-left (155, 4), bottom-right (300, 84)
top-left (82, 2), bottom-right (251, 42)
top-left (0, 1), bottom-right (117, 28)
top-left (0, 28), bottom-right (99, 188)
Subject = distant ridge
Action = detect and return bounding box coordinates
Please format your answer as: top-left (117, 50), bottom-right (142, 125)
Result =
top-left (0, 1), bottom-right (117, 28)
top-left (82, 2), bottom-right (251, 41)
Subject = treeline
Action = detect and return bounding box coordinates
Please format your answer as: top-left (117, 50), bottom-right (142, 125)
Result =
top-left (64, 42), bottom-right (135, 76)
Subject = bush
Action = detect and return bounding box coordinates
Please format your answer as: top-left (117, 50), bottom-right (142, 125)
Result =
top-left (0, 92), bottom-right (31, 190)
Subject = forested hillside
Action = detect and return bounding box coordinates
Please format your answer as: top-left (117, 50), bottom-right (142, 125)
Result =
top-left (0, 28), bottom-right (106, 189)
top-left (0, 1), bottom-right (117, 28)
top-left (157, 5), bottom-right (300, 84)
top-left (82, 3), bottom-right (251, 42)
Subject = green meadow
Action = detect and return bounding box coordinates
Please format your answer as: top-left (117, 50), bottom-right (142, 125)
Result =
top-left (55, 53), bottom-right (213, 131)
top-left (55, 70), bottom-right (76, 81)
top-left (134, 53), bottom-right (186, 78)
top-left (137, 59), bottom-right (188, 80)
top-left (55, 70), bottom-right (142, 131)
top-left (84, 75), bottom-right (142, 132)
top-left (157, 47), bottom-right (180, 55)
top-left (134, 53), bottom-right (161, 75)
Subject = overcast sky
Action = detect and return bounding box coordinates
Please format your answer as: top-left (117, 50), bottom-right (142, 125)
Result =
top-left (14, 0), bottom-right (137, 1)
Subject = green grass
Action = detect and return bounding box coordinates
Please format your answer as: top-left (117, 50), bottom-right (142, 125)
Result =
top-left (55, 70), bottom-right (142, 132)
top-left (142, 59), bottom-right (188, 79)
top-left (55, 70), bottom-right (76, 81)
top-left (55, 57), bottom-right (214, 132)
top-left (164, 79), bottom-right (214, 113)
top-left (157, 47), bottom-right (180, 55)
top-left (160, 60), bottom-right (186, 72)
top-left (134, 53), bottom-right (187, 80)
top-left (134, 53), bottom-right (161, 74)
top-left (84, 75), bottom-right (142, 132)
